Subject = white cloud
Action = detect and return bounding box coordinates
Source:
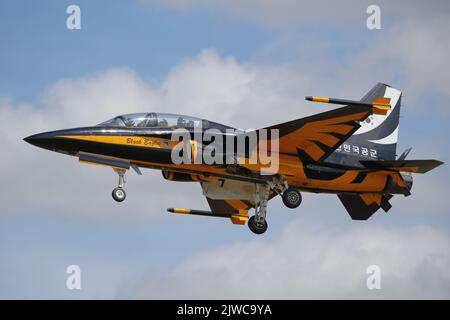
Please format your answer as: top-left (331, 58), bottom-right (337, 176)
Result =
top-left (145, 0), bottom-right (450, 105)
top-left (131, 218), bottom-right (450, 299)
top-left (340, 17), bottom-right (450, 104)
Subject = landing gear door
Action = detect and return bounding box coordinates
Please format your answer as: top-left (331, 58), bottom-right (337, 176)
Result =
top-left (201, 179), bottom-right (256, 200)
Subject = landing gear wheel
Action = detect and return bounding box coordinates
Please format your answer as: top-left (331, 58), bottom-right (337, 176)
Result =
top-left (282, 188), bottom-right (302, 209)
top-left (248, 215), bottom-right (268, 235)
top-left (112, 187), bottom-right (126, 202)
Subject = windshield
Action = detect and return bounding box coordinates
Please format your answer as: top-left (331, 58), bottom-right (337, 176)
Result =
top-left (99, 113), bottom-right (234, 132)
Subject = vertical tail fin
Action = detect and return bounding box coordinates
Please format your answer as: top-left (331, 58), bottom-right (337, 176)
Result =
top-left (327, 83), bottom-right (402, 165)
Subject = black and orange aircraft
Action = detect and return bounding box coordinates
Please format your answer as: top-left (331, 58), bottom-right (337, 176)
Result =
top-left (24, 83), bottom-right (443, 234)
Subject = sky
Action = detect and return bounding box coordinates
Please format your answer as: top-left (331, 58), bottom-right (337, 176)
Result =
top-left (0, 0), bottom-right (449, 299)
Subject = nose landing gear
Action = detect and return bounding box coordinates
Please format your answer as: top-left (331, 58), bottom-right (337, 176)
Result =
top-left (112, 169), bottom-right (126, 202)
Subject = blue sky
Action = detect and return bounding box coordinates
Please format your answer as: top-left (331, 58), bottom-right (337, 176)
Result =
top-left (0, 0), bottom-right (273, 101)
top-left (1, 0), bottom-right (450, 299)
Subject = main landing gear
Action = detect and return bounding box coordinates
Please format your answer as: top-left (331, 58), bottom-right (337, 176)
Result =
top-left (248, 216), bottom-right (268, 234)
top-left (112, 169), bottom-right (126, 202)
top-left (248, 183), bottom-right (270, 235)
top-left (282, 187), bottom-right (302, 209)
top-left (247, 180), bottom-right (302, 235)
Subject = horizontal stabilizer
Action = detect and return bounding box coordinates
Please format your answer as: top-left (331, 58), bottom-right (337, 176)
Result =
top-left (360, 159), bottom-right (444, 173)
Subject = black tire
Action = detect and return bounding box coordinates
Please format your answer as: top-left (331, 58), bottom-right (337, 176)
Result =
top-left (112, 187), bottom-right (126, 202)
top-left (248, 215), bottom-right (268, 235)
top-left (282, 188), bottom-right (302, 209)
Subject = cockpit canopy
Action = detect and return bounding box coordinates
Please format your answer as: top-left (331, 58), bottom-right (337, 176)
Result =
top-left (99, 113), bottom-right (234, 132)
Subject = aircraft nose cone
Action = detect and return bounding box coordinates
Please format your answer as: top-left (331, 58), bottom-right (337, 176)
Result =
top-left (24, 133), bottom-right (43, 146)
top-left (23, 132), bottom-right (58, 150)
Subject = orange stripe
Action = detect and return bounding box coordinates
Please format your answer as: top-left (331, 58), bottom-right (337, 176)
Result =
top-left (226, 200), bottom-right (249, 210)
top-left (172, 208), bottom-right (191, 214)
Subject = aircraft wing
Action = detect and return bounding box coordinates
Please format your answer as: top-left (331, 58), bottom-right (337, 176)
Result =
top-left (205, 198), bottom-right (254, 224)
top-left (167, 179), bottom-right (276, 225)
top-left (262, 105), bottom-right (374, 162)
top-left (168, 195), bottom-right (254, 225)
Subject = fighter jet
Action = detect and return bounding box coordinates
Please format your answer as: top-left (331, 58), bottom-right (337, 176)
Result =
top-left (24, 83), bottom-right (443, 234)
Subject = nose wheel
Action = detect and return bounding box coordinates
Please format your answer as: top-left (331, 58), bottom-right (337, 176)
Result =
top-left (112, 169), bottom-right (126, 202)
top-left (112, 187), bottom-right (126, 202)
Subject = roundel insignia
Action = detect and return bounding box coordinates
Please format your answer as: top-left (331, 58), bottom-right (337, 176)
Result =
top-left (363, 115), bottom-right (374, 125)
